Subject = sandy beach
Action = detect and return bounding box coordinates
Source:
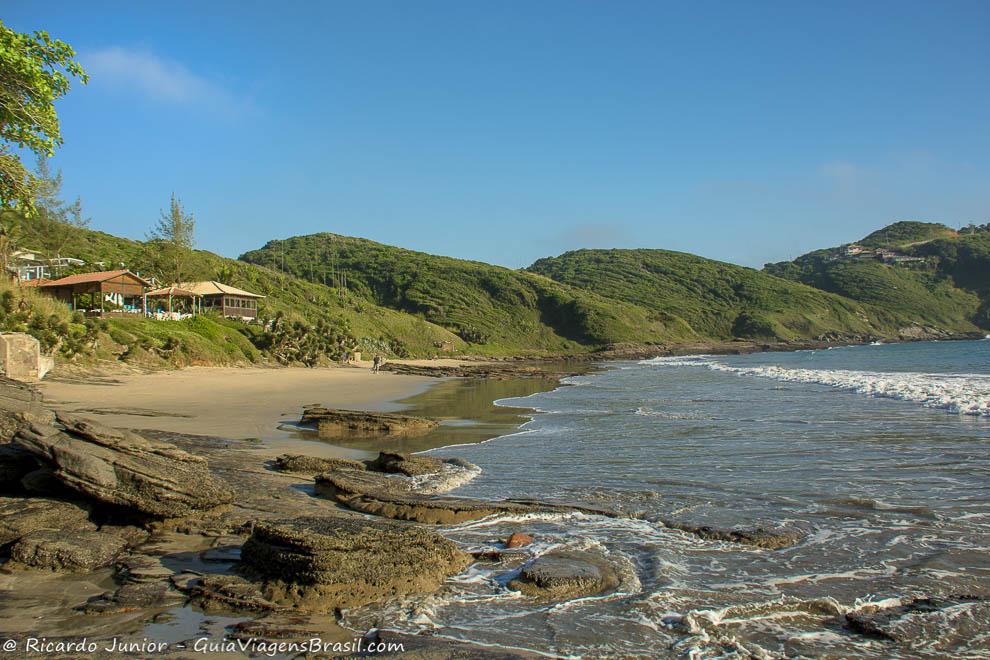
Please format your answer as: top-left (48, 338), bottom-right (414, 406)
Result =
top-left (39, 365), bottom-right (436, 441)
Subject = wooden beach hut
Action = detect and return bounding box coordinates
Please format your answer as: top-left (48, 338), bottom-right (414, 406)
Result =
top-left (180, 281), bottom-right (265, 320)
top-left (39, 270), bottom-right (151, 315)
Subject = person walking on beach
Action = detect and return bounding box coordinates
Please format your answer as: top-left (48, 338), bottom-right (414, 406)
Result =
top-left (372, 354), bottom-right (382, 374)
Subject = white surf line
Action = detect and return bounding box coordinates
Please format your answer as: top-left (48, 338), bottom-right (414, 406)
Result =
top-left (640, 356), bottom-right (990, 417)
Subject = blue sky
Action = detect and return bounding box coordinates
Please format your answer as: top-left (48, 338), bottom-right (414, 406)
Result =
top-left (5, 1), bottom-right (989, 268)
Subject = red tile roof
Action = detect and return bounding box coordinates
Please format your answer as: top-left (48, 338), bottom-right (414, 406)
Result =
top-left (40, 269), bottom-right (152, 287)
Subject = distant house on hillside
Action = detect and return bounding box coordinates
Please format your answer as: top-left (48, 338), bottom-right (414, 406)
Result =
top-left (9, 249), bottom-right (87, 282)
top-left (180, 281), bottom-right (265, 320)
top-left (48, 256), bottom-right (87, 276)
top-left (844, 244), bottom-right (870, 257)
top-left (881, 252), bottom-right (926, 264)
top-left (38, 270), bottom-right (151, 314)
top-left (10, 249), bottom-right (49, 281)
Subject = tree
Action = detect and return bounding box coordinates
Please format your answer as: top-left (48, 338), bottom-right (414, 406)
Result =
top-left (0, 210), bottom-right (22, 273)
top-left (18, 156), bottom-right (92, 270)
top-left (148, 194), bottom-right (195, 284)
top-left (0, 20), bottom-right (87, 212)
top-left (215, 263), bottom-right (235, 284)
top-left (30, 155), bottom-right (89, 264)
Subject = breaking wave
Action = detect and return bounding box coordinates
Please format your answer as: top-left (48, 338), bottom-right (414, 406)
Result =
top-left (640, 355), bottom-right (990, 417)
top-left (411, 458), bottom-right (483, 494)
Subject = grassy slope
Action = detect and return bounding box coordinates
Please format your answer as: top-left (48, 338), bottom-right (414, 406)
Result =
top-left (17, 223), bottom-right (464, 361)
top-left (240, 234), bottom-right (680, 355)
top-left (526, 248), bottom-right (909, 341)
top-left (764, 222), bottom-right (987, 332)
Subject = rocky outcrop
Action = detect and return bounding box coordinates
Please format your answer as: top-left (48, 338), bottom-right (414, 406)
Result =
top-left (272, 454), bottom-right (366, 475)
top-left (0, 495), bottom-right (94, 546)
top-left (300, 406), bottom-right (438, 437)
top-left (381, 362), bottom-right (567, 380)
top-left (84, 554), bottom-right (184, 614)
top-left (315, 468), bottom-right (621, 525)
top-left (0, 443), bottom-right (40, 490)
top-left (239, 516), bottom-right (471, 610)
top-left (316, 469), bottom-right (533, 524)
top-left (9, 528), bottom-right (134, 571)
top-left (366, 451), bottom-right (444, 477)
top-left (0, 375), bottom-right (54, 443)
top-left (18, 467), bottom-right (73, 497)
top-left (177, 573), bottom-right (289, 613)
top-left (507, 550), bottom-right (619, 601)
top-left (661, 520), bottom-right (803, 549)
top-left (14, 412), bottom-right (234, 518)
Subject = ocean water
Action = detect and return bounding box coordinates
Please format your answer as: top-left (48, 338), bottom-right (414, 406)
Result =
top-left (344, 340), bottom-right (990, 658)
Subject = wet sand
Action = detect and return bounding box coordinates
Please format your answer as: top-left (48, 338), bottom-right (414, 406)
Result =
top-left (39, 366), bottom-right (435, 441)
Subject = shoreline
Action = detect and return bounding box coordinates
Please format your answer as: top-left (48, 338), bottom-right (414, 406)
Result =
top-left (8, 339), bottom-right (987, 656)
top-left (38, 365), bottom-right (438, 443)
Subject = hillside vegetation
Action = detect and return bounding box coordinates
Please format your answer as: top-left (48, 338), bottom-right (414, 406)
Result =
top-left (13, 219), bottom-right (986, 368)
top-left (241, 232), bottom-right (941, 349)
top-left (765, 222), bottom-right (989, 332)
top-left (13, 221), bottom-right (463, 366)
top-left (858, 221), bottom-right (958, 248)
top-left (240, 234), bottom-right (679, 355)
top-left (526, 248), bottom-right (910, 341)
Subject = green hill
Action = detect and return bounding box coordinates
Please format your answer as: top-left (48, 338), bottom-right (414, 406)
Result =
top-left (764, 222), bottom-right (988, 332)
top-left (16, 219), bottom-right (986, 368)
top-left (240, 234), bottom-right (679, 355)
top-left (526, 248), bottom-right (911, 342)
top-left (858, 220), bottom-right (958, 248)
top-left (12, 220), bottom-right (463, 365)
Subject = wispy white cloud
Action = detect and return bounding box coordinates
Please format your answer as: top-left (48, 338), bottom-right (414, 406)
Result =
top-left (85, 46), bottom-right (248, 113)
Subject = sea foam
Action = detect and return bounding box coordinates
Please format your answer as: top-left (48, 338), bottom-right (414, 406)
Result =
top-left (640, 355), bottom-right (990, 417)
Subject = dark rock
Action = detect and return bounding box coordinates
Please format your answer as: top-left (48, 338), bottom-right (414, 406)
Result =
top-left (507, 550), bottom-right (619, 600)
top-left (9, 529), bottom-right (131, 571)
top-left (239, 516), bottom-right (471, 610)
top-left (0, 495), bottom-right (94, 546)
top-left (366, 451), bottom-right (444, 477)
top-left (0, 376), bottom-right (54, 443)
top-left (316, 469), bottom-right (627, 525)
top-left (179, 573), bottom-right (288, 613)
top-left (0, 443), bottom-right (39, 490)
top-left (300, 406), bottom-right (438, 437)
top-left (113, 553), bottom-right (175, 586)
top-left (380, 362), bottom-right (566, 381)
top-left (14, 412), bottom-right (234, 518)
top-left (471, 550), bottom-right (505, 562)
top-left (661, 520), bottom-right (803, 549)
top-left (20, 467), bottom-right (74, 497)
top-left (315, 469), bottom-right (535, 524)
top-left (505, 532), bottom-right (533, 548)
top-left (83, 579), bottom-right (183, 615)
top-left (102, 524), bottom-right (151, 549)
top-left (272, 454), bottom-right (366, 475)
